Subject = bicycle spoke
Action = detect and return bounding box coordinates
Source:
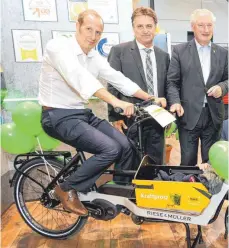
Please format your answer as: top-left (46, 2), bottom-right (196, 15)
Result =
top-left (31, 205), bottom-right (46, 222)
top-left (19, 163), bottom-right (81, 233)
top-left (25, 181), bottom-right (43, 195)
top-left (52, 209), bottom-right (63, 230)
top-left (26, 200), bottom-right (41, 214)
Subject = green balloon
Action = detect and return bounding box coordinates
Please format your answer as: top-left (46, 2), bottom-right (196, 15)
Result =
top-left (1, 123), bottom-right (36, 154)
top-left (175, 129), bottom-right (179, 140)
top-left (1, 89), bottom-right (8, 104)
top-left (2, 101), bottom-right (19, 112)
top-left (209, 141), bottom-right (228, 180)
top-left (165, 122), bottom-right (177, 137)
top-left (12, 101), bottom-right (42, 136)
top-left (37, 131), bottom-right (60, 151)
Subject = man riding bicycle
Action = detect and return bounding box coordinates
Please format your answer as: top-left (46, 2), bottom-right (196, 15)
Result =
top-left (39, 9), bottom-right (166, 216)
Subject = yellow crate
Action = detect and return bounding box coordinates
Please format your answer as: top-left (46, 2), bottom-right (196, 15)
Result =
top-left (132, 180), bottom-right (211, 214)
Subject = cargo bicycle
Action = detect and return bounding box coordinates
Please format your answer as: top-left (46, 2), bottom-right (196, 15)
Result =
top-left (10, 99), bottom-right (228, 248)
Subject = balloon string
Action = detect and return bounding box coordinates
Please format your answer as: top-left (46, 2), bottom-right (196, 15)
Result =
top-left (36, 137), bottom-right (51, 182)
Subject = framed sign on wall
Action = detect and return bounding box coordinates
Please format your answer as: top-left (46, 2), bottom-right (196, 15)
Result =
top-left (88, 0), bottom-right (118, 24)
top-left (67, 0), bottom-right (119, 24)
top-left (12, 29), bottom-right (43, 62)
top-left (67, 0), bottom-right (88, 22)
top-left (52, 30), bottom-right (75, 39)
top-left (22, 0), bottom-right (58, 22)
top-left (96, 32), bottom-right (120, 57)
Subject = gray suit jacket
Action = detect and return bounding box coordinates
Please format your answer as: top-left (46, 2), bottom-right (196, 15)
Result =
top-left (167, 39), bottom-right (228, 130)
top-left (107, 40), bottom-right (170, 122)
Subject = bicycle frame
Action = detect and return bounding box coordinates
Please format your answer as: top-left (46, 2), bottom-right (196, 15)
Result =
top-left (127, 116), bottom-right (154, 161)
top-left (10, 150), bottom-right (88, 192)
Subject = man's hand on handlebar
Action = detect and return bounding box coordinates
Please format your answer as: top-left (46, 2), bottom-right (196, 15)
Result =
top-left (154, 97), bottom-right (167, 108)
top-left (113, 98), bottom-right (168, 118)
top-left (112, 120), bottom-right (128, 134)
top-left (113, 100), bottom-right (134, 117)
top-left (170, 103), bottom-right (184, 117)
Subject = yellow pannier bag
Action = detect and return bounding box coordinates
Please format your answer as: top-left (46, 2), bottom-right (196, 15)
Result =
top-left (132, 180), bottom-right (211, 215)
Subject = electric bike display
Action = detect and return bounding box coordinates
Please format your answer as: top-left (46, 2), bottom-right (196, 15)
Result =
top-left (10, 99), bottom-right (228, 248)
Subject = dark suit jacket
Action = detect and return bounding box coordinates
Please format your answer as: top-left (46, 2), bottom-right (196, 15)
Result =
top-left (167, 39), bottom-right (228, 130)
top-left (107, 40), bottom-right (170, 122)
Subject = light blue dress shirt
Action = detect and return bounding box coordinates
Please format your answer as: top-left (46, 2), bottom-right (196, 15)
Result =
top-left (195, 39), bottom-right (211, 104)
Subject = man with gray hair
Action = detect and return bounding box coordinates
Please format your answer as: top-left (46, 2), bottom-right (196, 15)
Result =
top-left (167, 9), bottom-right (228, 166)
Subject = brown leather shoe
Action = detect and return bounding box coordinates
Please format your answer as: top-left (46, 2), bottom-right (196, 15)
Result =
top-left (54, 185), bottom-right (88, 216)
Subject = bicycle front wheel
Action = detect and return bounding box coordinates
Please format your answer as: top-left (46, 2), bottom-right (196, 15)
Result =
top-left (14, 158), bottom-right (88, 239)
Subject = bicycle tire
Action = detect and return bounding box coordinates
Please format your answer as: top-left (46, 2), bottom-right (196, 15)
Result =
top-left (14, 158), bottom-right (88, 239)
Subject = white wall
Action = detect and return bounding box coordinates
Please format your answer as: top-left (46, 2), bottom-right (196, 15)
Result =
top-left (136, 0), bottom-right (150, 7)
top-left (154, 0), bottom-right (228, 45)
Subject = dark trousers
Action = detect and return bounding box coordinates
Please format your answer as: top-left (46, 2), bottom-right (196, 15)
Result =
top-left (224, 104), bottom-right (228, 120)
top-left (178, 106), bottom-right (221, 166)
top-left (41, 108), bottom-right (134, 192)
top-left (124, 117), bottom-right (164, 168)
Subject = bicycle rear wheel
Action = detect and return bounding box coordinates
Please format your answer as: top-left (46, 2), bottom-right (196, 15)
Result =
top-left (14, 158), bottom-right (88, 239)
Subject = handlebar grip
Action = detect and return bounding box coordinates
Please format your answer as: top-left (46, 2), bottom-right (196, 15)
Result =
top-left (140, 98), bottom-right (154, 106)
top-left (114, 107), bottom-right (123, 114)
top-left (114, 101), bottom-right (161, 114)
top-left (139, 99), bottom-right (162, 108)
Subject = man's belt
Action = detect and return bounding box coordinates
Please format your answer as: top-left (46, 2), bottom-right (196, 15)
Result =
top-left (42, 106), bottom-right (54, 110)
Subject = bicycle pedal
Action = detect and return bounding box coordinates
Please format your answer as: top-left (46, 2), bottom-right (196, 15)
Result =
top-left (49, 190), bottom-right (59, 201)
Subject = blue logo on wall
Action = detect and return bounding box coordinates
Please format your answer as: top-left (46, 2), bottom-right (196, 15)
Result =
top-left (97, 38), bottom-right (109, 57)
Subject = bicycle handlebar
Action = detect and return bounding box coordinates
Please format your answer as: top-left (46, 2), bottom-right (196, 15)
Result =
top-left (113, 107), bottom-right (123, 114)
top-left (114, 98), bottom-right (161, 115)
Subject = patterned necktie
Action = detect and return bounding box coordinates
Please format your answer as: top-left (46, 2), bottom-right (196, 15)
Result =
top-left (144, 48), bottom-right (154, 95)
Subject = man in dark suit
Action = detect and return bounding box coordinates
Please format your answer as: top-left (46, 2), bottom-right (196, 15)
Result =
top-left (167, 9), bottom-right (228, 166)
top-left (108, 7), bottom-right (169, 167)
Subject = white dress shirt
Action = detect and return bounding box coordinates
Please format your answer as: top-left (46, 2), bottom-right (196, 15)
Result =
top-left (39, 37), bottom-right (140, 109)
top-left (136, 40), bottom-right (158, 97)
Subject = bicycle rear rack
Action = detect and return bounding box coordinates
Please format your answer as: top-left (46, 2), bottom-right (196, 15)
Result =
top-left (9, 151), bottom-right (72, 188)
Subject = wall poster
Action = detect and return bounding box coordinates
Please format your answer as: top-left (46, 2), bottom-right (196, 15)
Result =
top-left (52, 30), bottom-right (75, 39)
top-left (88, 0), bottom-right (118, 24)
top-left (96, 32), bottom-right (119, 57)
top-left (12, 29), bottom-right (43, 62)
top-left (68, 0), bottom-right (118, 24)
top-left (67, 0), bottom-right (88, 22)
top-left (22, 0), bottom-right (58, 22)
